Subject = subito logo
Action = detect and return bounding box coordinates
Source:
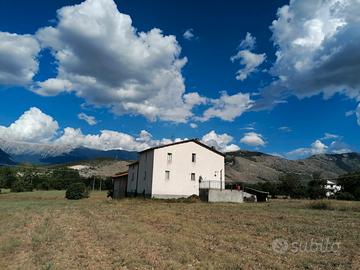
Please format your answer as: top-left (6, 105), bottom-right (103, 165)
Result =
top-left (272, 238), bottom-right (289, 254)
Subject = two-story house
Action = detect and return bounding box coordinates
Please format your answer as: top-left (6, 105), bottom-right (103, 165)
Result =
top-left (127, 139), bottom-right (225, 198)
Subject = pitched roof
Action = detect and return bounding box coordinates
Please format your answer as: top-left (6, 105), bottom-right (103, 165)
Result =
top-left (112, 171), bottom-right (128, 178)
top-left (139, 139), bottom-right (225, 157)
top-left (127, 161), bottom-right (139, 166)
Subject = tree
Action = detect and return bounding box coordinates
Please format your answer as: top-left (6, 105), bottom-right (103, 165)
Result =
top-left (337, 171), bottom-right (360, 200)
top-left (52, 169), bottom-right (82, 190)
top-left (307, 179), bottom-right (327, 199)
top-left (278, 174), bottom-right (306, 198)
top-left (307, 172), bottom-right (326, 199)
top-left (0, 167), bottom-right (17, 188)
top-left (11, 178), bottom-right (33, 192)
top-left (65, 182), bottom-right (89, 200)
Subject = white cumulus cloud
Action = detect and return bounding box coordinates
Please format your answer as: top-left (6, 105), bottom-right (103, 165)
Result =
top-left (287, 140), bottom-right (328, 159)
top-left (197, 91), bottom-right (253, 122)
top-left (257, 0), bottom-right (360, 122)
top-left (0, 107), bottom-right (59, 143)
top-left (0, 107), bottom-right (240, 154)
top-left (0, 32), bottom-right (40, 86)
top-left (231, 32), bottom-right (266, 81)
top-left (240, 132), bottom-right (265, 147)
top-left (287, 137), bottom-right (352, 159)
top-left (33, 78), bottom-right (72, 96)
top-left (202, 130), bottom-right (240, 152)
top-left (33, 0), bottom-right (200, 123)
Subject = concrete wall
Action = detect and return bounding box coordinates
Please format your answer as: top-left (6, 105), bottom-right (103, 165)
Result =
top-left (151, 141), bottom-right (224, 198)
top-left (207, 189), bottom-right (244, 203)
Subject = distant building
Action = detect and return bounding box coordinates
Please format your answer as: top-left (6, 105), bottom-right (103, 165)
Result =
top-left (324, 180), bottom-right (341, 197)
top-left (127, 139), bottom-right (225, 199)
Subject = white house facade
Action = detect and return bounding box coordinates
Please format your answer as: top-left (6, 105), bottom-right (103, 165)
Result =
top-left (324, 180), bottom-right (341, 197)
top-left (127, 139), bottom-right (225, 199)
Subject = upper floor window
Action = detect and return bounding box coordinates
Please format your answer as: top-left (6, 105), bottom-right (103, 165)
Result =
top-left (165, 170), bottom-right (170, 180)
top-left (167, 153), bottom-right (172, 163)
top-left (192, 153), bottom-right (196, 163)
top-left (191, 173), bottom-right (195, 181)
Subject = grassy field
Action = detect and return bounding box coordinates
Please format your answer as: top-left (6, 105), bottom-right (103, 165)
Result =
top-left (0, 190), bottom-right (359, 270)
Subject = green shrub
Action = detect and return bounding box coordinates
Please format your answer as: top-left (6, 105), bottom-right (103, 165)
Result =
top-left (10, 178), bottom-right (33, 192)
top-left (337, 172), bottom-right (360, 200)
top-left (65, 182), bottom-right (89, 200)
top-left (36, 181), bottom-right (51, 190)
top-left (307, 200), bottom-right (333, 210)
top-left (0, 167), bottom-right (17, 188)
top-left (336, 192), bottom-right (356, 201)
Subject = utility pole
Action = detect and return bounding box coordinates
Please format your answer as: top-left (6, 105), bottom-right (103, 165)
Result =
top-left (92, 175), bottom-right (95, 191)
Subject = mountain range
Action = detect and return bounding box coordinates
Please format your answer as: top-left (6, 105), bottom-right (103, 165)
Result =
top-left (1, 140), bottom-right (360, 182)
top-left (0, 139), bottom-right (138, 165)
top-left (225, 150), bottom-right (360, 183)
top-left (0, 149), bottom-right (16, 166)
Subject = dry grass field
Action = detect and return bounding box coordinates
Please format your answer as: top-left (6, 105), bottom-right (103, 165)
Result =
top-left (0, 190), bottom-right (360, 270)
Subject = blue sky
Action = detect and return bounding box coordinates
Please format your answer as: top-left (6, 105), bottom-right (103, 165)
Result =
top-left (0, 0), bottom-right (359, 158)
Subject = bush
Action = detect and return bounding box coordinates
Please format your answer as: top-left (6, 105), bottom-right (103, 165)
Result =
top-left (10, 178), bottom-right (33, 192)
top-left (307, 200), bottom-right (333, 210)
top-left (65, 182), bottom-right (89, 200)
top-left (337, 172), bottom-right (360, 200)
top-left (336, 192), bottom-right (356, 201)
top-left (36, 181), bottom-right (51, 190)
top-left (0, 167), bottom-right (17, 188)
top-left (307, 179), bottom-right (327, 199)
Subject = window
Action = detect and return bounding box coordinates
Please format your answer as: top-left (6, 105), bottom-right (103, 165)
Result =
top-left (191, 173), bottom-right (195, 181)
top-left (165, 170), bottom-right (170, 180)
top-left (167, 153), bottom-right (172, 163)
top-left (144, 171), bottom-right (146, 181)
top-left (192, 153), bottom-right (196, 163)
top-left (131, 173), bottom-right (134, 182)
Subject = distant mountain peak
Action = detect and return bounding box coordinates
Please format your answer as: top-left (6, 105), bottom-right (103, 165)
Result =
top-left (0, 139), bottom-right (138, 165)
top-left (0, 148), bottom-right (16, 165)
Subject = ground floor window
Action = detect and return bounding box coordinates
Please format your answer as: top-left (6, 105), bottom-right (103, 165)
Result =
top-left (165, 170), bottom-right (170, 180)
top-left (191, 173), bottom-right (195, 181)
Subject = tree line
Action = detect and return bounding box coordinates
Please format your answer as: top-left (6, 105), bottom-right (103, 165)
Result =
top-left (242, 171), bottom-right (360, 201)
top-left (0, 166), bottom-right (113, 193)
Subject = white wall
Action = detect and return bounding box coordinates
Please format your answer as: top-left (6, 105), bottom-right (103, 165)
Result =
top-left (208, 190), bottom-right (244, 203)
top-left (151, 141), bottom-right (225, 198)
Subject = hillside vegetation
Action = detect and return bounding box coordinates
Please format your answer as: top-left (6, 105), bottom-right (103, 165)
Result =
top-left (226, 151), bottom-right (360, 183)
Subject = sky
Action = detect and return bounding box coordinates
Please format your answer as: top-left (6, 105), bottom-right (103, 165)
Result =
top-left (0, 0), bottom-right (359, 158)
